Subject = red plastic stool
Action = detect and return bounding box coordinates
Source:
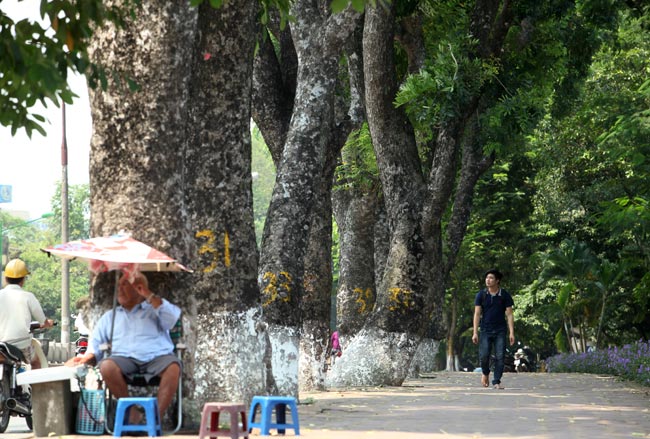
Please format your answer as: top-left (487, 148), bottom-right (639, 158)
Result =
top-left (199, 402), bottom-right (249, 439)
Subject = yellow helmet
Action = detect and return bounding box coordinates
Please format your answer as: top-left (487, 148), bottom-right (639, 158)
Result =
top-left (4, 259), bottom-right (30, 278)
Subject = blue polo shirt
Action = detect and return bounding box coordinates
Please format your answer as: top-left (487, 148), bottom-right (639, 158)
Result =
top-left (475, 288), bottom-right (513, 332)
top-left (89, 299), bottom-right (181, 362)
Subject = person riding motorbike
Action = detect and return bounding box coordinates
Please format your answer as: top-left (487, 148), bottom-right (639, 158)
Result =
top-left (0, 259), bottom-right (54, 369)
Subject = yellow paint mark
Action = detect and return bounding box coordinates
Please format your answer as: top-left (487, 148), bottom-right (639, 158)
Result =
top-left (224, 231), bottom-right (231, 267)
top-left (196, 229), bottom-right (219, 273)
top-left (262, 271), bottom-right (292, 307)
top-left (388, 287), bottom-right (414, 312)
top-left (353, 287), bottom-right (373, 314)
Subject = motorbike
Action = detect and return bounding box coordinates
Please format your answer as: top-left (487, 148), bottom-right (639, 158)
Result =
top-left (514, 344), bottom-right (536, 372)
top-left (75, 334), bottom-right (89, 356)
top-left (72, 313), bottom-right (90, 357)
top-left (0, 322), bottom-right (51, 432)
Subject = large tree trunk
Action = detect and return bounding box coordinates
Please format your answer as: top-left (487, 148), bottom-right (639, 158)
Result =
top-left (299, 151), bottom-right (336, 391)
top-left (332, 189), bottom-right (378, 338)
top-left (327, 3), bottom-right (434, 387)
top-left (257, 1), bottom-right (360, 396)
top-left (183, 0), bottom-right (264, 417)
top-left (328, 0), bottom-right (521, 386)
top-left (88, 0), bottom-right (264, 425)
top-left (252, 13), bottom-right (364, 391)
top-left (87, 0), bottom-right (198, 423)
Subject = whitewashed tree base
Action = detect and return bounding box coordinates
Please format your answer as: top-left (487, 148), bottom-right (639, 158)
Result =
top-left (325, 328), bottom-right (419, 387)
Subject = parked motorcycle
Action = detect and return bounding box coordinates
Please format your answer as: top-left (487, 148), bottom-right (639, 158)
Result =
top-left (514, 344), bottom-right (536, 372)
top-left (72, 313), bottom-right (90, 357)
top-left (75, 334), bottom-right (89, 357)
top-left (0, 322), bottom-right (52, 432)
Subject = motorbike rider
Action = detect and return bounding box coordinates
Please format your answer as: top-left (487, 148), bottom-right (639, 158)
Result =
top-left (0, 259), bottom-right (55, 369)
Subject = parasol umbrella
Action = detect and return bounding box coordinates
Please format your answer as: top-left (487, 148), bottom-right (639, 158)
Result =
top-left (41, 234), bottom-right (191, 352)
top-left (41, 234), bottom-right (191, 275)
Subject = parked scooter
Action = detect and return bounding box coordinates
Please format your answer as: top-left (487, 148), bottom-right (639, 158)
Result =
top-left (0, 322), bottom-right (52, 432)
top-left (73, 313), bottom-right (90, 357)
top-left (514, 344), bottom-right (536, 372)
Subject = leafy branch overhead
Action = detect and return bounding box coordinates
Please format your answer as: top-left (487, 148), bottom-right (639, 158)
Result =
top-left (0, 0), bottom-right (138, 138)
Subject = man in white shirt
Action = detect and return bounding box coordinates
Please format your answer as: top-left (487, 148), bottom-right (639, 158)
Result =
top-left (0, 259), bottom-right (55, 369)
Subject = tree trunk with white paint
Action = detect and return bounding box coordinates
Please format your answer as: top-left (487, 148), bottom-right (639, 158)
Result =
top-left (87, 0), bottom-right (199, 424)
top-left (88, 0), bottom-right (266, 425)
top-left (183, 0), bottom-right (265, 416)
top-left (258, 1), bottom-right (361, 396)
top-left (327, 3), bottom-right (435, 387)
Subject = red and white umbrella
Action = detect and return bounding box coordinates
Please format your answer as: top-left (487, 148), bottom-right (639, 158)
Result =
top-left (41, 234), bottom-right (192, 276)
top-left (42, 234), bottom-right (191, 349)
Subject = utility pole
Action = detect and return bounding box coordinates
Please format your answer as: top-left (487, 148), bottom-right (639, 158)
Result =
top-left (61, 102), bottom-right (70, 344)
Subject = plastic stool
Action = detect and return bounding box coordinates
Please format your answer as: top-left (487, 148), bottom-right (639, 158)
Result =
top-left (113, 397), bottom-right (161, 437)
top-left (248, 396), bottom-right (300, 436)
top-left (199, 402), bottom-right (248, 439)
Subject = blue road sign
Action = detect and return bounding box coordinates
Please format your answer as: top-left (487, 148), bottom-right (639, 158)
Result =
top-left (0, 185), bottom-right (12, 203)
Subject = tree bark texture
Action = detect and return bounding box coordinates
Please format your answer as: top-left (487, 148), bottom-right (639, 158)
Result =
top-left (88, 1), bottom-right (195, 251)
top-left (87, 0), bottom-right (199, 423)
top-left (252, 10), bottom-right (364, 391)
top-left (257, 0), bottom-right (361, 396)
top-left (332, 188), bottom-right (378, 338)
top-left (299, 160), bottom-right (334, 391)
top-left (327, 3), bottom-right (435, 387)
top-left (251, 20), bottom-right (296, 164)
top-left (88, 0), bottom-right (266, 424)
top-left (184, 0), bottom-right (265, 412)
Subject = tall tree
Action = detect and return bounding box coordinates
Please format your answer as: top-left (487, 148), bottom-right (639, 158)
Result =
top-left (254, 0), bottom-right (361, 395)
top-left (328, 0), bottom-right (616, 386)
top-left (184, 0), bottom-right (265, 409)
top-left (87, 0), bottom-right (262, 423)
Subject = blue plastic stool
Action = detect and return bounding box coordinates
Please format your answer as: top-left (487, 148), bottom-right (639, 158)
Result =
top-left (113, 397), bottom-right (161, 437)
top-left (248, 396), bottom-right (300, 436)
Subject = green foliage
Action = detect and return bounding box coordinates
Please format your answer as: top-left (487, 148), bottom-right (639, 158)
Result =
top-left (251, 125), bottom-right (276, 246)
top-left (523, 7), bottom-right (650, 349)
top-left (1, 184), bottom-right (91, 341)
top-left (0, 0), bottom-right (138, 137)
top-left (50, 183), bottom-right (91, 240)
top-left (334, 123), bottom-right (379, 192)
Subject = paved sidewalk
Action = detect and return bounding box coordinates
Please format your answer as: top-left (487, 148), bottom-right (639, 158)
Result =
top-left (4, 372), bottom-right (649, 438)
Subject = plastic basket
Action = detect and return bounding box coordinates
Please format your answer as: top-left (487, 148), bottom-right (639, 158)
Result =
top-left (76, 389), bottom-right (106, 435)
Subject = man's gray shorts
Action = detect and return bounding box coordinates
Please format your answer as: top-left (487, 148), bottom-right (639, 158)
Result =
top-left (100, 354), bottom-right (180, 384)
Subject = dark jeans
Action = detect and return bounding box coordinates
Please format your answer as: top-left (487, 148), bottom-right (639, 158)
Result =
top-left (479, 329), bottom-right (506, 385)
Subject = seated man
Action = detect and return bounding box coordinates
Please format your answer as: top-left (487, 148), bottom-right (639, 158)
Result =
top-left (69, 272), bottom-right (181, 421)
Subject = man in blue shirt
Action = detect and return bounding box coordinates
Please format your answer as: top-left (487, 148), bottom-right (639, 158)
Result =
top-left (472, 269), bottom-right (515, 389)
top-left (70, 272), bottom-right (181, 420)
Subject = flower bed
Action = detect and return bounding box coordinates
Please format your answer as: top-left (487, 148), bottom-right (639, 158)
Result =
top-left (546, 339), bottom-right (650, 387)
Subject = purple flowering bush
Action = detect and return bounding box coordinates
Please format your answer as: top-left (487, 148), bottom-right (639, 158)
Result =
top-left (546, 340), bottom-right (650, 387)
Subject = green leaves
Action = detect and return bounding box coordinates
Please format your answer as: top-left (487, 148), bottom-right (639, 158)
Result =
top-left (330, 0), bottom-right (369, 13)
top-left (1, 0), bottom-right (138, 138)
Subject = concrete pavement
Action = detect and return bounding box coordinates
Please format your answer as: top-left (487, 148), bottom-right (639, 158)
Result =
top-left (3, 371), bottom-right (649, 438)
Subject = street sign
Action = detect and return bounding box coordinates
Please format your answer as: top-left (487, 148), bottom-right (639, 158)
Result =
top-left (0, 185), bottom-right (12, 203)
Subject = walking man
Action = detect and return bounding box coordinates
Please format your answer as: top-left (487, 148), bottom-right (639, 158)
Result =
top-left (472, 269), bottom-right (515, 389)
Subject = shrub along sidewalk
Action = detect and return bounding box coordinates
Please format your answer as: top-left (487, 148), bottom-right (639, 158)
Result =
top-left (547, 339), bottom-right (650, 386)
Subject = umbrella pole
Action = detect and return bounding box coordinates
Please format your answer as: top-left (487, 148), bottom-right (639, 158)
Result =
top-left (108, 270), bottom-right (119, 356)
